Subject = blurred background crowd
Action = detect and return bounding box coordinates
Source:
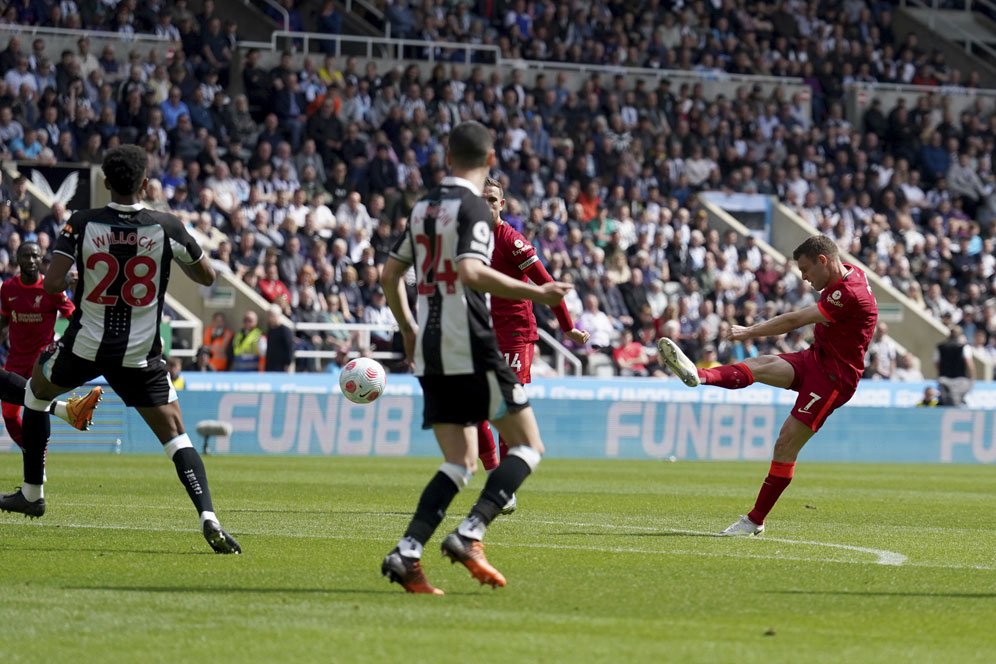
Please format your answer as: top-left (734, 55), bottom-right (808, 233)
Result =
top-left (0, 0), bottom-right (993, 380)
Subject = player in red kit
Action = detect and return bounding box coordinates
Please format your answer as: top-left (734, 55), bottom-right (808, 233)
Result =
top-left (0, 242), bottom-right (102, 447)
top-left (657, 235), bottom-right (878, 535)
top-left (476, 178), bottom-right (589, 512)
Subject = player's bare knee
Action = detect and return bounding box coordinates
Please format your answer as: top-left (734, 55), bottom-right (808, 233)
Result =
top-left (438, 462), bottom-right (474, 489)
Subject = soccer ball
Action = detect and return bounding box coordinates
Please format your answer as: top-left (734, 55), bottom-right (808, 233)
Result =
top-left (339, 357), bottom-right (387, 404)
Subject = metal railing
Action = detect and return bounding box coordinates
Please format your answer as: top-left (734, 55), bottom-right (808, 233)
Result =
top-left (291, 321), bottom-right (583, 375)
top-left (0, 23), bottom-right (176, 44)
top-left (246, 0), bottom-right (289, 32)
top-left (901, 0), bottom-right (996, 60)
top-left (537, 328), bottom-right (583, 377)
top-left (345, 0), bottom-right (384, 21)
top-left (239, 30), bottom-right (501, 63)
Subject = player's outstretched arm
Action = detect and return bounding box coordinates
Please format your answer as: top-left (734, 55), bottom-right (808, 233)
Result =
top-left (727, 304), bottom-right (828, 342)
top-left (178, 255), bottom-right (216, 287)
top-left (458, 258), bottom-right (571, 306)
top-left (43, 253), bottom-right (75, 294)
top-left (382, 256), bottom-right (417, 363)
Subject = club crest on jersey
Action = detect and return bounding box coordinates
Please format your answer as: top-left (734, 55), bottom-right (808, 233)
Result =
top-left (33, 295), bottom-right (43, 308)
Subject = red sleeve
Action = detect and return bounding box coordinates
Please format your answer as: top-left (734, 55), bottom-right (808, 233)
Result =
top-left (523, 259), bottom-right (574, 332)
top-left (57, 293), bottom-right (75, 318)
top-left (817, 299), bottom-right (836, 323)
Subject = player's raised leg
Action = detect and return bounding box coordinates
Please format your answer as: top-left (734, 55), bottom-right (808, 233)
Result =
top-left (383, 423), bottom-right (479, 595)
top-left (442, 403), bottom-right (544, 588)
top-left (135, 400), bottom-right (241, 554)
top-left (721, 415), bottom-right (816, 536)
top-left (658, 339), bottom-right (796, 390)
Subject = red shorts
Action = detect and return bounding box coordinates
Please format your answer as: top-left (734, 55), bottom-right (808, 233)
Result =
top-left (3, 359), bottom-right (35, 380)
top-left (498, 342), bottom-right (534, 384)
top-left (778, 349), bottom-right (856, 432)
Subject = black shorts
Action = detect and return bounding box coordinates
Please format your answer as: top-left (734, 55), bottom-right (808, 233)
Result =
top-left (418, 365), bottom-right (529, 429)
top-left (39, 342), bottom-right (178, 408)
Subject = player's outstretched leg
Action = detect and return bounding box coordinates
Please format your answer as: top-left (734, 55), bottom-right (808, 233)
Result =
top-left (382, 453), bottom-right (472, 595)
top-left (656, 338), bottom-right (700, 387)
top-left (137, 403), bottom-right (241, 554)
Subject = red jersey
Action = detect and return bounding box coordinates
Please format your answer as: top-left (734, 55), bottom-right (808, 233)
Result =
top-left (813, 264), bottom-right (878, 386)
top-left (0, 275), bottom-right (75, 374)
top-left (490, 221), bottom-right (541, 346)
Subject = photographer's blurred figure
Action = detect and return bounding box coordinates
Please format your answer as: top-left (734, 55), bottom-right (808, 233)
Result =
top-left (167, 357), bottom-right (185, 390)
top-left (192, 346), bottom-right (216, 372)
top-left (934, 325), bottom-right (974, 406)
top-left (917, 386), bottom-right (940, 407)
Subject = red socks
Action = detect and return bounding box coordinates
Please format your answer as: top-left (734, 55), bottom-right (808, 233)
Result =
top-left (2, 401), bottom-right (23, 448)
top-left (477, 421), bottom-right (499, 471)
top-left (747, 461), bottom-right (795, 525)
top-left (698, 362), bottom-right (755, 389)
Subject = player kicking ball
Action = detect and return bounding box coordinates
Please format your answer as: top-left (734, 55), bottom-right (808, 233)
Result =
top-left (476, 177), bottom-right (589, 513)
top-left (657, 236), bottom-right (877, 535)
top-left (379, 121), bottom-right (571, 594)
top-left (0, 242), bottom-right (103, 449)
top-left (0, 145), bottom-right (240, 554)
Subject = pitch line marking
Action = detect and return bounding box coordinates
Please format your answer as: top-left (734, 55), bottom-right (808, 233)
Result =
top-left (520, 518), bottom-right (908, 567)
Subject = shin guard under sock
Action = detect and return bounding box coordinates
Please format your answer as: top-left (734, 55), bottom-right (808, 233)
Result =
top-left (402, 463), bottom-right (471, 552)
top-left (698, 362), bottom-right (755, 389)
top-left (168, 442), bottom-right (216, 514)
top-left (476, 422), bottom-right (499, 471)
top-left (747, 461), bottom-right (795, 525)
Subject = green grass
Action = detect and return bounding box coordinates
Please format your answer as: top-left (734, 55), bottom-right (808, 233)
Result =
top-left (1, 454), bottom-right (994, 663)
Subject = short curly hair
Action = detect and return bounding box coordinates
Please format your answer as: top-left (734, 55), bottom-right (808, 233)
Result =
top-left (102, 145), bottom-right (148, 196)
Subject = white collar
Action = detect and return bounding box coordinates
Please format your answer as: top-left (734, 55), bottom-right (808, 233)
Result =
top-left (442, 176), bottom-right (482, 197)
top-left (107, 201), bottom-right (145, 211)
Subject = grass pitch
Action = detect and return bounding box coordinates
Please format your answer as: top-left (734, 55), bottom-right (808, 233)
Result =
top-left (0, 453), bottom-right (994, 663)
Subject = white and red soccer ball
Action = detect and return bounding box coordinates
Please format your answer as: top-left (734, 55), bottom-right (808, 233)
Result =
top-left (338, 357), bottom-right (387, 404)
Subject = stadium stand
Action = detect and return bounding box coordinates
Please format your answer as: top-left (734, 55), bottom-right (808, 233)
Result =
top-left (1, 1), bottom-right (995, 379)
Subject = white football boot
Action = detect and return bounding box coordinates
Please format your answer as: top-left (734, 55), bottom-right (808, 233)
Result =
top-left (719, 515), bottom-right (764, 537)
top-left (500, 493), bottom-right (517, 515)
top-left (657, 338), bottom-right (700, 387)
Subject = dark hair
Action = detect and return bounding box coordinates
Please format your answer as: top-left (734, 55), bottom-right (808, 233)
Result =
top-left (17, 241), bottom-right (40, 256)
top-left (484, 176), bottom-right (503, 197)
top-left (102, 145), bottom-right (147, 195)
top-left (793, 235), bottom-right (839, 262)
top-left (448, 121), bottom-right (492, 169)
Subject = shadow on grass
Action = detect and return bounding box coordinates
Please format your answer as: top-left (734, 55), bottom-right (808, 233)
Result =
top-left (227, 509), bottom-right (413, 517)
top-left (767, 590), bottom-right (996, 599)
top-left (0, 543), bottom-right (210, 556)
top-left (65, 585), bottom-right (479, 596)
top-left (551, 531), bottom-right (721, 538)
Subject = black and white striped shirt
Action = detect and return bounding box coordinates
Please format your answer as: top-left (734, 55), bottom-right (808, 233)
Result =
top-left (390, 176), bottom-right (502, 376)
top-left (53, 202), bottom-right (203, 368)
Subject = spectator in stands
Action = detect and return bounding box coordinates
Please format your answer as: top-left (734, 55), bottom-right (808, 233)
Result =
top-left (613, 329), bottom-right (649, 377)
top-left (191, 345), bottom-right (216, 372)
top-left (935, 325), bottom-right (974, 406)
top-left (264, 304), bottom-right (294, 372)
top-left (865, 322), bottom-right (899, 380)
top-left (202, 312), bottom-right (233, 371)
top-left (228, 309), bottom-right (265, 371)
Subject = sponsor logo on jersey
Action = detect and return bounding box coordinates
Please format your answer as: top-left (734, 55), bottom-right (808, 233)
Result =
top-left (11, 311), bottom-right (43, 323)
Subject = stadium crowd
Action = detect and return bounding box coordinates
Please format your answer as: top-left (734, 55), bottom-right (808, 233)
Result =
top-left (0, 0), bottom-right (993, 380)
